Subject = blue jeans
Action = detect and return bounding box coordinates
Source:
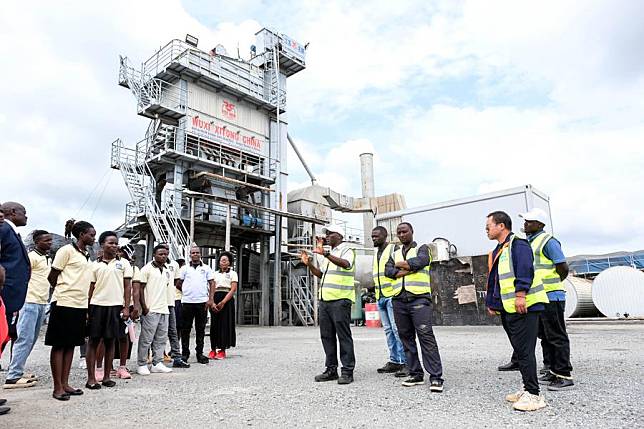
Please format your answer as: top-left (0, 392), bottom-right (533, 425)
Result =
top-left (377, 297), bottom-right (406, 365)
top-left (6, 302), bottom-right (46, 380)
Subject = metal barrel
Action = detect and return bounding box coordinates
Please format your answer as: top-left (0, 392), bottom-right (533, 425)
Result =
top-left (564, 276), bottom-right (599, 318)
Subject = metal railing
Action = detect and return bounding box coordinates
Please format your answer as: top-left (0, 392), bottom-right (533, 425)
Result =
top-left (289, 274), bottom-right (315, 325)
top-left (140, 39), bottom-right (284, 109)
top-left (143, 123), bottom-right (278, 180)
top-left (111, 138), bottom-right (190, 260)
top-left (183, 197), bottom-right (276, 233)
top-left (119, 56), bottom-right (187, 119)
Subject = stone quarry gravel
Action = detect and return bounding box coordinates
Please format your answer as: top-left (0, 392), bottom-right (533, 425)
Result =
top-left (0, 321), bottom-right (642, 428)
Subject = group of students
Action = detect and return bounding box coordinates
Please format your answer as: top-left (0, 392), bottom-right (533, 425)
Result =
top-left (301, 208), bottom-right (573, 412)
top-left (0, 207), bottom-right (239, 407)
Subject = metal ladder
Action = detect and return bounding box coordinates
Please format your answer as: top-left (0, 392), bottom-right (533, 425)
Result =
top-left (111, 138), bottom-right (190, 260)
top-left (289, 274), bottom-right (315, 325)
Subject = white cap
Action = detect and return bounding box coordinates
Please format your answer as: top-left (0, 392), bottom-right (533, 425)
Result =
top-left (321, 225), bottom-right (344, 237)
top-left (519, 208), bottom-right (548, 226)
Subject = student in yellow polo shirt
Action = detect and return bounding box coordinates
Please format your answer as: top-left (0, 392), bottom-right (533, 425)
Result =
top-left (4, 230), bottom-right (53, 389)
top-left (46, 221), bottom-right (96, 401)
top-left (85, 231), bottom-right (132, 390)
top-left (133, 245), bottom-right (173, 375)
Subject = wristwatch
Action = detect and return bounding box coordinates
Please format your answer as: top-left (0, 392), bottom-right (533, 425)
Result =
top-left (323, 250), bottom-right (330, 257)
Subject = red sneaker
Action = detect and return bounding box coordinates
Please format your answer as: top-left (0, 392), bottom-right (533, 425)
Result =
top-left (208, 350), bottom-right (216, 359)
top-left (215, 350), bottom-right (226, 360)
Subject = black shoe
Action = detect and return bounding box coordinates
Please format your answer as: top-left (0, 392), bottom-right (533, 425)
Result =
top-left (0, 406), bottom-right (10, 415)
top-left (196, 355), bottom-right (209, 364)
top-left (314, 367), bottom-right (339, 382)
top-left (401, 375), bottom-right (425, 387)
top-left (182, 354), bottom-right (190, 362)
top-left (377, 362), bottom-right (402, 374)
top-left (430, 380), bottom-right (444, 393)
top-left (173, 358), bottom-right (191, 368)
top-left (498, 362), bottom-right (520, 371)
top-left (539, 366), bottom-right (551, 375)
top-left (547, 377), bottom-right (575, 391)
top-left (538, 372), bottom-right (557, 385)
top-left (337, 374), bottom-right (354, 385)
top-left (395, 367), bottom-right (410, 378)
top-left (0, 399), bottom-right (6, 406)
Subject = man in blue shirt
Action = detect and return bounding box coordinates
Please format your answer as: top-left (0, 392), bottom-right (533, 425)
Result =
top-left (520, 208), bottom-right (573, 391)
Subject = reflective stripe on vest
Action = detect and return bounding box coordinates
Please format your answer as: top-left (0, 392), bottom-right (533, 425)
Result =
top-left (530, 233), bottom-right (564, 293)
top-left (391, 245), bottom-right (431, 296)
top-left (497, 235), bottom-right (549, 313)
top-left (320, 248), bottom-right (356, 302)
top-left (373, 243), bottom-right (395, 299)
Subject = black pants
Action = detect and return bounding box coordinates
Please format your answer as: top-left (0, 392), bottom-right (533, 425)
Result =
top-left (503, 311), bottom-right (540, 395)
top-left (180, 302), bottom-right (207, 357)
top-left (393, 297), bottom-right (443, 381)
top-left (538, 301), bottom-right (572, 377)
top-left (318, 299), bottom-right (355, 374)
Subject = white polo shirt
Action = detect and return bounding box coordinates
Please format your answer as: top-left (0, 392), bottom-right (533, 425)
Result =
top-left (180, 262), bottom-right (214, 304)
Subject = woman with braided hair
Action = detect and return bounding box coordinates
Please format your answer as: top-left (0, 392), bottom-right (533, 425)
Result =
top-left (46, 221), bottom-right (96, 401)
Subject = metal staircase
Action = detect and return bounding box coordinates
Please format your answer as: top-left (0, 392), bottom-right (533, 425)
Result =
top-left (289, 275), bottom-right (315, 325)
top-left (110, 138), bottom-right (190, 260)
top-left (119, 56), bottom-right (186, 122)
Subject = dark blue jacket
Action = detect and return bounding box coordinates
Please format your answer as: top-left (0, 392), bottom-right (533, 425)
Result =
top-left (0, 223), bottom-right (31, 314)
top-left (486, 233), bottom-right (541, 312)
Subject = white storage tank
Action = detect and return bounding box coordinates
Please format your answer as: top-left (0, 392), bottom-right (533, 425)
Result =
top-left (591, 266), bottom-right (644, 318)
top-left (564, 277), bottom-right (598, 318)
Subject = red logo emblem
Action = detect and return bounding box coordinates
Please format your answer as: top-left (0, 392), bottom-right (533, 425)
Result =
top-left (222, 100), bottom-right (237, 120)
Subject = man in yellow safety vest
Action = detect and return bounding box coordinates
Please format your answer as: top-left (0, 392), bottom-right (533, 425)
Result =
top-left (485, 211), bottom-right (548, 411)
top-left (301, 225), bottom-right (356, 385)
top-left (371, 226), bottom-right (407, 377)
top-left (519, 208), bottom-right (573, 390)
top-left (384, 222), bottom-right (444, 393)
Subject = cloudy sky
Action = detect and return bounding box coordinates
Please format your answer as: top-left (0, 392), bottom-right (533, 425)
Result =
top-left (1, 0), bottom-right (643, 256)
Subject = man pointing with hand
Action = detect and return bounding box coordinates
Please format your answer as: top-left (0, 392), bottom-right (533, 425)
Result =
top-left (301, 225), bottom-right (356, 385)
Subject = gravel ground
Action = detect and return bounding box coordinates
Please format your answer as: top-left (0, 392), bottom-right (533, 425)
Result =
top-left (0, 321), bottom-right (642, 428)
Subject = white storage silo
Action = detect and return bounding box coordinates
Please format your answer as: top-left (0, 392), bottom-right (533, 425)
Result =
top-left (591, 266), bottom-right (644, 318)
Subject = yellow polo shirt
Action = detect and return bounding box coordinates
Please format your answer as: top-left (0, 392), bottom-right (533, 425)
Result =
top-left (136, 262), bottom-right (170, 315)
top-left (214, 269), bottom-right (238, 292)
top-left (51, 244), bottom-right (92, 309)
top-left (168, 260), bottom-right (182, 302)
top-left (90, 257), bottom-right (133, 307)
top-left (26, 250), bottom-right (51, 305)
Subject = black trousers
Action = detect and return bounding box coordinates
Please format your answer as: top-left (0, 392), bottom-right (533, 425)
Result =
top-left (181, 302), bottom-right (207, 357)
top-left (393, 297), bottom-right (443, 381)
top-left (538, 301), bottom-right (572, 377)
top-left (318, 299), bottom-right (355, 374)
top-left (503, 311), bottom-right (540, 395)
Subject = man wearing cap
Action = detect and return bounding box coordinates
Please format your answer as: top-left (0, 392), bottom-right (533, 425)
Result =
top-left (519, 208), bottom-right (573, 391)
top-left (300, 225), bottom-right (356, 385)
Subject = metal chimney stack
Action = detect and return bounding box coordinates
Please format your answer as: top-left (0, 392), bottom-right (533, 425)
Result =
top-left (360, 152), bottom-right (375, 247)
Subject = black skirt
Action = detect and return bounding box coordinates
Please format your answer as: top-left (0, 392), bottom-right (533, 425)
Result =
top-left (45, 302), bottom-right (87, 347)
top-left (87, 304), bottom-right (126, 340)
top-left (209, 291), bottom-right (236, 350)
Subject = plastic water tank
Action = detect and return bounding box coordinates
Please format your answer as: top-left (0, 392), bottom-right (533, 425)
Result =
top-left (591, 266), bottom-right (644, 318)
top-left (563, 277), bottom-right (598, 318)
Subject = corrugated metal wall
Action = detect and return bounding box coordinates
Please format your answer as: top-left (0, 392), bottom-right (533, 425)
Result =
top-left (187, 82), bottom-right (269, 137)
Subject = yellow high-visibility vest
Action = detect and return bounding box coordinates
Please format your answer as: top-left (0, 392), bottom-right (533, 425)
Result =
top-left (391, 245), bottom-right (431, 296)
top-left (320, 245), bottom-right (356, 302)
top-left (530, 232), bottom-right (564, 293)
top-left (373, 243), bottom-right (395, 299)
top-left (498, 235), bottom-right (549, 313)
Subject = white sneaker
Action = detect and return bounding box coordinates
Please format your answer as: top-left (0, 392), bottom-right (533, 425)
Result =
top-left (78, 358), bottom-right (87, 369)
top-left (150, 362), bottom-right (172, 373)
top-left (505, 389), bottom-right (525, 403)
top-left (137, 365), bottom-right (151, 376)
top-left (513, 392), bottom-right (547, 411)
